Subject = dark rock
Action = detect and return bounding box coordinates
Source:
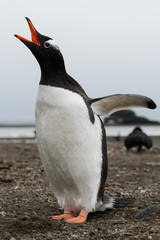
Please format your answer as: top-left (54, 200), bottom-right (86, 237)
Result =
top-left (104, 110), bottom-right (159, 125)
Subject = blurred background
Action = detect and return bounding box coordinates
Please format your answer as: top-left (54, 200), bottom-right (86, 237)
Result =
top-left (0, 0), bottom-right (159, 137)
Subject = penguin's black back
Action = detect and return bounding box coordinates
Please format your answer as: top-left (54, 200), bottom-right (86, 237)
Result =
top-left (124, 127), bottom-right (152, 150)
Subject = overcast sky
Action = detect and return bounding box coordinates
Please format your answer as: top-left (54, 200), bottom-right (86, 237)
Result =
top-left (0, 0), bottom-right (159, 124)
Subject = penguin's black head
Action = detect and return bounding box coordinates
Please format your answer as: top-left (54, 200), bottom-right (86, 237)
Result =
top-left (15, 18), bottom-right (65, 77)
top-left (133, 127), bottom-right (142, 133)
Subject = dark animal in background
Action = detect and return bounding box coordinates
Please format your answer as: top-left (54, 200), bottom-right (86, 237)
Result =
top-left (124, 127), bottom-right (152, 152)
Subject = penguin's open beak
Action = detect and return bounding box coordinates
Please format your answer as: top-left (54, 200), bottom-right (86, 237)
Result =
top-left (15, 17), bottom-right (40, 46)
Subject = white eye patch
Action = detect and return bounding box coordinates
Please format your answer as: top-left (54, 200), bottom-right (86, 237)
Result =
top-left (44, 39), bottom-right (60, 50)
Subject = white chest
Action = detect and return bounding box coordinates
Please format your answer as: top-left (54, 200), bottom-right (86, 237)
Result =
top-left (35, 85), bottom-right (103, 212)
top-left (35, 86), bottom-right (95, 153)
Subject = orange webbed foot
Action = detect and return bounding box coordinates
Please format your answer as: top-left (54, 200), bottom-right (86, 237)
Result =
top-left (51, 210), bottom-right (74, 221)
top-left (65, 208), bottom-right (88, 223)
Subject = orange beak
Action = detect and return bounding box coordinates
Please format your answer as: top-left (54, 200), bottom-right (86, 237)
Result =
top-left (15, 17), bottom-right (40, 46)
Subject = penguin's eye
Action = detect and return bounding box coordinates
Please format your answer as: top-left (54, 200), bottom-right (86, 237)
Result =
top-left (44, 42), bottom-right (51, 48)
top-left (44, 39), bottom-right (60, 51)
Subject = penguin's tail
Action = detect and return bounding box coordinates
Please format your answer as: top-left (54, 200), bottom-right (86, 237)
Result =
top-left (95, 193), bottom-right (135, 212)
top-left (113, 197), bottom-right (135, 208)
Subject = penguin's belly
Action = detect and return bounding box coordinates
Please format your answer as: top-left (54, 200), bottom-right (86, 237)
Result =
top-left (35, 85), bottom-right (103, 212)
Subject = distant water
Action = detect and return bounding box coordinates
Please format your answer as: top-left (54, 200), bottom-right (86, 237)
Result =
top-left (0, 125), bottom-right (160, 140)
top-left (105, 125), bottom-right (160, 137)
top-left (0, 126), bottom-right (35, 139)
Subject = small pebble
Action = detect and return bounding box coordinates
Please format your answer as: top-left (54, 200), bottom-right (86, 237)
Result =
top-left (0, 211), bottom-right (6, 216)
top-left (47, 237), bottom-right (54, 240)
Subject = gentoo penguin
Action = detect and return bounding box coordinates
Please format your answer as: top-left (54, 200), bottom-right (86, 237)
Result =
top-left (124, 127), bottom-right (153, 152)
top-left (15, 18), bottom-right (156, 223)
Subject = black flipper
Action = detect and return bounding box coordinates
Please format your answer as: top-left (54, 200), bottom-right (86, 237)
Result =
top-left (89, 94), bottom-right (156, 116)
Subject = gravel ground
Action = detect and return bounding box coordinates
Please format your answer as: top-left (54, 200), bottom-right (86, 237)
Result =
top-left (0, 137), bottom-right (160, 240)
